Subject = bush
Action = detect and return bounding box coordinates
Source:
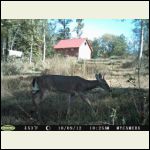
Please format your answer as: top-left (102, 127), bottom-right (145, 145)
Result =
top-left (122, 61), bottom-right (134, 68)
top-left (109, 55), bottom-right (121, 59)
top-left (1, 59), bottom-right (24, 75)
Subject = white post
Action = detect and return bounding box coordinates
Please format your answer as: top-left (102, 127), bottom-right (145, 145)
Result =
top-left (29, 35), bottom-right (33, 64)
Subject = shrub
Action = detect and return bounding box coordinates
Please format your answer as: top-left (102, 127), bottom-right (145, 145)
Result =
top-left (122, 61), bottom-right (134, 68)
top-left (1, 60), bottom-right (24, 75)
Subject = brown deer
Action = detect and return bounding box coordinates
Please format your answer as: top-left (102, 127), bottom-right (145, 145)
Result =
top-left (31, 73), bottom-right (111, 120)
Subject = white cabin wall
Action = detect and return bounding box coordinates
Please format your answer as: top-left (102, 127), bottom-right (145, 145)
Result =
top-left (78, 41), bottom-right (91, 59)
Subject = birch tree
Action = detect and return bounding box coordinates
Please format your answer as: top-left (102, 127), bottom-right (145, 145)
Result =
top-left (42, 20), bottom-right (46, 62)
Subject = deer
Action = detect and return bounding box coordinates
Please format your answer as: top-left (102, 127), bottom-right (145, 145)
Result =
top-left (31, 73), bottom-right (111, 121)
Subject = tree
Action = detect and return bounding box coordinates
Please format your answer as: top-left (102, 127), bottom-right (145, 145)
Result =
top-left (143, 20), bottom-right (149, 57)
top-left (46, 19), bottom-right (57, 57)
top-left (91, 34), bottom-right (128, 58)
top-left (91, 38), bottom-right (101, 58)
top-left (99, 34), bottom-right (115, 56)
top-left (1, 19), bottom-right (10, 60)
top-left (132, 19), bottom-right (149, 58)
top-left (74, 19), bottom-right (84, 38)
top-left (42, 20), bottom-right (46, 62)
top-left (57, 19), bottom-right (73, 40)
top-left (1, 19), bottom-right (44, 62)
top-left (1, 19), bottom-right (60, 62)
top-left (1, 19), bottom-right (22, 61)
top-left (131, 19), bottom-right (149, 125)
top-left (99, 34), bottom-right (128, 57)
top-left (112, 34), bottom-right (128, 56)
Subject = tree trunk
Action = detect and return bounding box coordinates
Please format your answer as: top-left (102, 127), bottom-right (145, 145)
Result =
top-left (139, 21), bottom-right (144, 61)
top-left (137, 20), bottom-right (144, 89)
top-left (10, 26), bottom-right (19, 50)
top-left (42, 24), bottom-right (46, 62)
top-left (29, 35), bottom-right (33, 64)
top-left (2, 39), bottom-right (6, 61)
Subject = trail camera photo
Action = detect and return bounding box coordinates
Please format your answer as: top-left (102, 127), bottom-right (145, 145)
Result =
top-left (1, 19), bottom-right (149, 130)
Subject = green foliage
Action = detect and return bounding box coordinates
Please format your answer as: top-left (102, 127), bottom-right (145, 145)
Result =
top-left (110, 108), bottom-right (117, 125)
top-left (46, 20), bottom-right (57, 57)
top-left (74, 19), bottom-right (84, 38)
top-left (91, 38), bottom-right (101, 58)
top-left (1, 19), bottom-right (58, 61)
top-left (2, 19), bottom-right (148, 61)
top-left (1, 57), bottom-right (24, 75)
top-left (132, 19), bottom-right (149, 57)
top-left (57, 19), bottom-right (73, 40)
top-left (92, 34), bottom-right (128, 58)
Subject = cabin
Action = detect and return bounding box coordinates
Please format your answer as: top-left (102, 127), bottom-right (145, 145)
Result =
top-left (54, 38), bottom-right (93, 59)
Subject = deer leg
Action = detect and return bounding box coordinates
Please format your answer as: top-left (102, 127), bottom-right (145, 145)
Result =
top-left (79, 93), bottom-right (96, 115)
top-left (32, 91), bottom-right (43, 122)
top-left (67, 93), bottom-right (75, 117)
top-left (35, 103), bottom-right (42, 122)
top-left (67, 95), bottom-right (71, 116)
top-left (32, 92), bottom-right (39, 113)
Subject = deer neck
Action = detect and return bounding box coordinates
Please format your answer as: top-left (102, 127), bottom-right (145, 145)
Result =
top-left (84, 80), bottom-right (99, 91)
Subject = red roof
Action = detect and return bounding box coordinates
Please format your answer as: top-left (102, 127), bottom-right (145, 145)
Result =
top-left (54, 38), bottom-right (86, 49)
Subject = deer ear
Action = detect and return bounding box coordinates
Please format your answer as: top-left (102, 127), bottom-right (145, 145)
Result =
top-left (102, 73), bottom-right (106, 79)
top-left (95, 74), bottom-right (99, 80)
top-left (98, 73), bottom-right (102, 79)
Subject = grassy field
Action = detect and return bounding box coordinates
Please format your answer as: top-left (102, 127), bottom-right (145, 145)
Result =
top-left (1, 55), bottom-right (149, 125)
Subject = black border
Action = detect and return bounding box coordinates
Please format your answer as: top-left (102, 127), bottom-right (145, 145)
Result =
top-left (1, 125), bottom-right (149, 131)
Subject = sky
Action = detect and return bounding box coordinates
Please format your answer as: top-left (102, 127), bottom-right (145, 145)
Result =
top-left (70, 19), bottom-right (135, 41)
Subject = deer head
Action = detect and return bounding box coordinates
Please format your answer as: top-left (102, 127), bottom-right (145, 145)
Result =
top-left (95, 73), bottom-right (111, 92)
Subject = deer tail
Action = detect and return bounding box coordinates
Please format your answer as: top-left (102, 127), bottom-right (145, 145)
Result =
top-left (32, 77), bottom-right (37, 87)
top-left (32, 77), bottom-right (40, 94)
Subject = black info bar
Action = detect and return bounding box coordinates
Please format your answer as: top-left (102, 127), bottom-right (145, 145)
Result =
top-left (1, 125), bottom-right (149, 131)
